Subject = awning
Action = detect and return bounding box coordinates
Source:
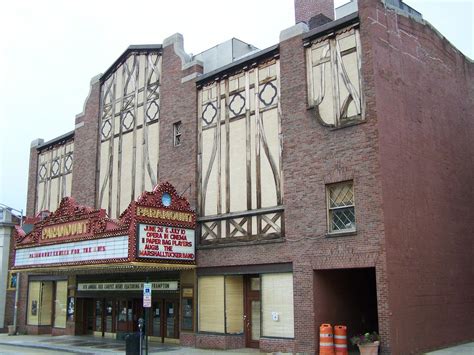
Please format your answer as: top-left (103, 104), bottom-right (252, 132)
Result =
top-left (14, 262), bottom-right (195, 275)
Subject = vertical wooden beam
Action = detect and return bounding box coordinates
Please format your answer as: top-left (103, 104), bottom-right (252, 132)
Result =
top-left (330, 38), bottom-right (340, 126)
top-left (46, 149), bottom-right (52, 211)
top-left (131, 55), bottom-right (140, 202)
top-left (355, 29), bottom-right (365, 120)
top-left (107, 75), bottom-right (117, 217)
top-left (216, 81), bottom-right (222, 239)
top-left (116, 60), bottom-right (129, 217)
top-left (275, 60), bottom-right (283, 206)
top-left (255, 66), bottom-right (262, 236)
top-left (54, 149), bottom-right (60, 207)
top-left (245, 70), bottom-right (252, 237)
top-left (197, 88), bottom-right (203, 242)
top-left (141, 54), bottom-right (149, 194)
top-left (276, 59), bottom-right (285, 238)
top-left (225, 79), bottom-right (230, 239)
top-left (306, 45), bottom-right (315, 107)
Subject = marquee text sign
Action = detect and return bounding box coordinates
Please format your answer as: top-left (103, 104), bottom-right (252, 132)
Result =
top-left (77, 281), bottom-right (179, 292)
top-left (14, 236), bottom-right (128, 267)
top-left (40, 220), bottom-right (89, 243)
top-left (137, 224), bottom-right (195, 261)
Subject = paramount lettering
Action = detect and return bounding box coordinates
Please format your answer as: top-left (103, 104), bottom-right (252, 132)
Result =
top-left (41, 221), bottom-right (88, 240)
top-left (136, 206), bottom-right (193, 223)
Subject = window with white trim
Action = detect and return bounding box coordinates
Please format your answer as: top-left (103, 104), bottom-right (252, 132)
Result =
top-left (327, 181), bottom-right (356, 233)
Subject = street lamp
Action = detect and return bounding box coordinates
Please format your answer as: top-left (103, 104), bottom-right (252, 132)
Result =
top-left (0, 202), bottom-right (23, 334)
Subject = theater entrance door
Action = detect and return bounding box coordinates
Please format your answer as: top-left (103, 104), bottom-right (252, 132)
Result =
top-left (148, 299), bottom-right (179, 343)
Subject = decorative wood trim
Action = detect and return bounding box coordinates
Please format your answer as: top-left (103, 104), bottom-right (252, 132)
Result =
top-left (197, 206), bottom-right (284, 222)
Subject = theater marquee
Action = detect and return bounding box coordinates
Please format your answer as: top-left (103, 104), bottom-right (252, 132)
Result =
top-left (12, 182), bottom-right (197, 271)
top-left (14, 236), bottom-right (129, 267)
top-left (137, 224), bottom-right (195, 261)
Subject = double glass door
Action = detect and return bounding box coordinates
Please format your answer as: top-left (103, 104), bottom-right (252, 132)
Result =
top-left (150, 299), bottom-right (179, 341)
top-left (91, 298), bottom-right (179, 342)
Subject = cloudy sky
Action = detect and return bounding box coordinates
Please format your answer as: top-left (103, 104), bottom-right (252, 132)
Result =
top-left (0, 0), bottom-right (472, 215)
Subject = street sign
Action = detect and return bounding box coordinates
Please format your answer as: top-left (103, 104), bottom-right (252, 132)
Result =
top-left (143, 282), bottom-right (152, 308)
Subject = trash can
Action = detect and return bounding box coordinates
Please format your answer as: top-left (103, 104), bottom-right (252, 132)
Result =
top-left (125, 332), bottom-right (141, 355)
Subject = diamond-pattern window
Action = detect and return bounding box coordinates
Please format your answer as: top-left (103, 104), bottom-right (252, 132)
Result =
top-left (38, 164), bottom-right (47, 181)
top-left (327, 181), bottom-right (356, 233)
top-left (64, 154), bottom-right (73, 173)
top-left (122, 111), bottom-right (135, 131)
top-left (146, 100), bottom-right (160, 122)
top-left (51, 159), bottom-right (60, 177)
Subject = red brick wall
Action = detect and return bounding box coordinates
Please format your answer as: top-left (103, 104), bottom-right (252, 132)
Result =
top-left (159, 44), bottom-right (202, 210)
top-left (26, 141), bottom-right (42, 216)
top-left (260, 337), bottom-right (295, 353)
top-left (3, 290), bottom-right (15, 328)
top-left (294, 0), bottom-right (334, 23)
top-left (17, 274), bottom-right (28, 333)
top-left (180, 332), bottom-right (196, 347)
top-left (195, 333), bottom-right (244, 350)
top-left (197, 20), bottom-right (390, 353)
top-left (72, 78), bottom-right (101, 207)
top-left (359, 0), bottom-right (474, 353)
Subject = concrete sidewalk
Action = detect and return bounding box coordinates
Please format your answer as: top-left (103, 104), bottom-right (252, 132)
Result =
top-left (0, 333), bottom-right (472, 354)
top-left (424, 342), bottom-right (474, 355)
top-left (0, 333), bottom-right (260, 354)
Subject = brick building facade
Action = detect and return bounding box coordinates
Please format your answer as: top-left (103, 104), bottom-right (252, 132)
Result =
top-left (8, 1), bottom-right (473, 354)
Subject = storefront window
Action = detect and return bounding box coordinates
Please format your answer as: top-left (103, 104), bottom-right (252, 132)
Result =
top-left (105, 300), bottom-right (113, 332)
top-left (54, 280), bottom-right (68, 328)
top-left (8, 272), bottom-right (17, 290)
top-left (95, 300), bottom-right (103, 331)
top-left (197, 275), bottom-right (244, 334)
top-left (225, 276), bottom-right (244, 333)
top-left (198, 276), bottom-right (225, 333)
top-left (27, 281), bottom-right (53, 326)
top-left (152, 301), bottom-right (161, 336)
top-left (181, 288), bottom-right (193, 331)
top-left (261, 273), bottom-right (294, 338)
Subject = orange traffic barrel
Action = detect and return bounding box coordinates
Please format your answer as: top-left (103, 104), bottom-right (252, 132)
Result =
top-left (334, 325), bottom-right (348, 355)
top-left (319, 323), bottom-right (335, 355)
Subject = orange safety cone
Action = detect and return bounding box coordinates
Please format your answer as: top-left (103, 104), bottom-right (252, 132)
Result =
top-left (319, 323), bottom-right (335, 355)
top-left (334, 325), bottom-right (348, 355)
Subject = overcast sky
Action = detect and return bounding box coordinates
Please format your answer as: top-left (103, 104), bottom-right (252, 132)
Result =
top-left (0, 0), bottom-right (472, 215)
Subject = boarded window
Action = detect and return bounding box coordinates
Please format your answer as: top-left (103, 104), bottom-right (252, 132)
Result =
top-left (306, 27), bottom-right (363, 127)
top-left (27, 281), bottom-right (53, 326)
top-left (198, 275), bottom-right (244, 334)
top-left (54, 280), bottom-right (68, 328)
top-left (198, 276), bottom-right (225, 333)
top-left (225, 276), bottom-right (244, 333)
top-left (261, 273), bottom-right (294, 338)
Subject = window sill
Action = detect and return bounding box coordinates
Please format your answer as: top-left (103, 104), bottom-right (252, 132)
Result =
top-left (326, 230), bottom-right (357, 238)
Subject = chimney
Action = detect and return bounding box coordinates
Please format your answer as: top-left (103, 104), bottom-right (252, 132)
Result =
top-left (294, 0), bottom-right (334, 24)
